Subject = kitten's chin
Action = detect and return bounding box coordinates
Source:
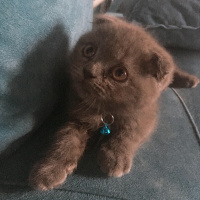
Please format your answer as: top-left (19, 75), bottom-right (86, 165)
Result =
top-left (73, 80), bottom-right (110, 111)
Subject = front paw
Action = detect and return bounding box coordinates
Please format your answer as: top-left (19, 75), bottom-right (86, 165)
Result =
top-left (29, 159), bottom-right (77, 190)
top-left (186, 75), bottom-right (199, 88)
top-left (98, 146), bottom-right (133, 177)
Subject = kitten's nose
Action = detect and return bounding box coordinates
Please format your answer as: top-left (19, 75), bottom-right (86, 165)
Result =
top-left (83, 68), bottom-right (97, 79)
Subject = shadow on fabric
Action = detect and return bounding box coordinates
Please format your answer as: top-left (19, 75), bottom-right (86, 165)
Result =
top-left (0, 23), bottom-right (72, 191)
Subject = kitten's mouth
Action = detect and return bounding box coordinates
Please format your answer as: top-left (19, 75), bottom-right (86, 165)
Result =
top-left (92, 83), bottom-right (107, 97)
top-left (82, 79), bottom-right (108, 99)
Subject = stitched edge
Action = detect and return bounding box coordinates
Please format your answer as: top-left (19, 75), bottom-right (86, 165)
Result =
top-left (130, 20), bottom-right (200, 30)
top-left (55, 188), bottom-right (128, 200)
top-left (0, 182), bottom-right (127, 200)
top-left (144, 24), bottom-right (200, 30)
top-left (171, 88), bottom-right (200, 144)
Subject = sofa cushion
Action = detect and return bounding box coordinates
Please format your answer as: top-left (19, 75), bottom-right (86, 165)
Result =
top-left (168, 48), bottom-right (200, 137)
top-left (109, 0), bottom-right (200, 50)
top-left (0, 48), bottom-right (200, 200)
top-left (0, 0), bottom-right (93, 152)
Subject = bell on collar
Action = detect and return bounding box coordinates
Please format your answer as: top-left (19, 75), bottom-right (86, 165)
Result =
top-left (99, 124), bottom-right (110, 135)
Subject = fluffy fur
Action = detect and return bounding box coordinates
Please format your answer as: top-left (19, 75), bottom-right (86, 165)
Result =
top-left (29, 15), bottom-right (199, 190)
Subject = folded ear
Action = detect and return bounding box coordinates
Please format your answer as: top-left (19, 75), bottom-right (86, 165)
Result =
top-left (143, 52), bottom-right (171, 82)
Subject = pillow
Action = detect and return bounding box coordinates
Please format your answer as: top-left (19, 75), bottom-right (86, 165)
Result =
top-left (109, 0), bottom-right (200, 50)
top-left (0, 0), bottom-right (93, 152)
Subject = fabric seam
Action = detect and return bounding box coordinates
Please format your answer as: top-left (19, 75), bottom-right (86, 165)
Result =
top-left (0, 182), bottom-right (127, 200)
top-left (145, 24), bottom-right (200, 30)
top-left (171, 88), bottom-right (200, 143)
top-left (55, 188), bottom-right (128, 200)
top-left (144, 24), bottom-right (200, 30)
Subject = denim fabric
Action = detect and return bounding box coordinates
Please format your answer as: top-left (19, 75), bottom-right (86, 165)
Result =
top-left (0, 48), bottom-right (199, 199)
top-left (0, 0), bottom-right (93, 152)
top-left (109, 0), bottom-right (200, 50)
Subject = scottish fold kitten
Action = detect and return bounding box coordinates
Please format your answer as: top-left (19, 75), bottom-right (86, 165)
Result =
top-left (29, 15), bottom-right (199, 190)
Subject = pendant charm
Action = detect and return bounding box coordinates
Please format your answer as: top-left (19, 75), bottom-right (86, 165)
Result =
top-left (99, 114), bottom-right (114, 135)
top-left (100, 124), bottom-right (111, 135)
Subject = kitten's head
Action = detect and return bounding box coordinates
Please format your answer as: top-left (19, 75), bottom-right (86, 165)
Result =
top-left (70, 15), bottom-right (174, 113)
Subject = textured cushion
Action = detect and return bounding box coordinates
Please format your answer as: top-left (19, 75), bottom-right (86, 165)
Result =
top-left (169, 48), bottom-right (200, 134)
top-left (0, 0), bottom-right (92, 152)
top-left (1, 48), bottom-right (200, 199)
top-left (109, 0), bottom-right (200, 50)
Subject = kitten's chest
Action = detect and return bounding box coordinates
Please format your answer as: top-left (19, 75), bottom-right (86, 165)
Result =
top-left (83, 114), bottom-right (102, 131)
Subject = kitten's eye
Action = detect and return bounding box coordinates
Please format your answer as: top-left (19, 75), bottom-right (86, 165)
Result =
top-left (111, 67), bottom-right (128, 82)
top-left (82, 45), bottom-right (96, 58)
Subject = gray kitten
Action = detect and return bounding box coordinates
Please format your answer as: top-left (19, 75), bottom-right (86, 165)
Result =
top-left (29, 15), bottom-right (199, 190)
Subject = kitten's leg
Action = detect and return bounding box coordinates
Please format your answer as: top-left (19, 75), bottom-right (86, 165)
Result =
top-left (29, 122), bottom-right (88, 190)
top-left (169, 67), bottom-right (199, 88)
top-left (97, 125), bottom-right (151, 177)
top-left (97, 112), bottom-right (157, 177)
top-left (98, 136), bottom-right (133, 177)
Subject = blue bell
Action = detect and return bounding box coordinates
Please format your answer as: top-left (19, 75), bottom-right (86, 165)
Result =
top-left (99, 124), bottom-right (111, 135)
